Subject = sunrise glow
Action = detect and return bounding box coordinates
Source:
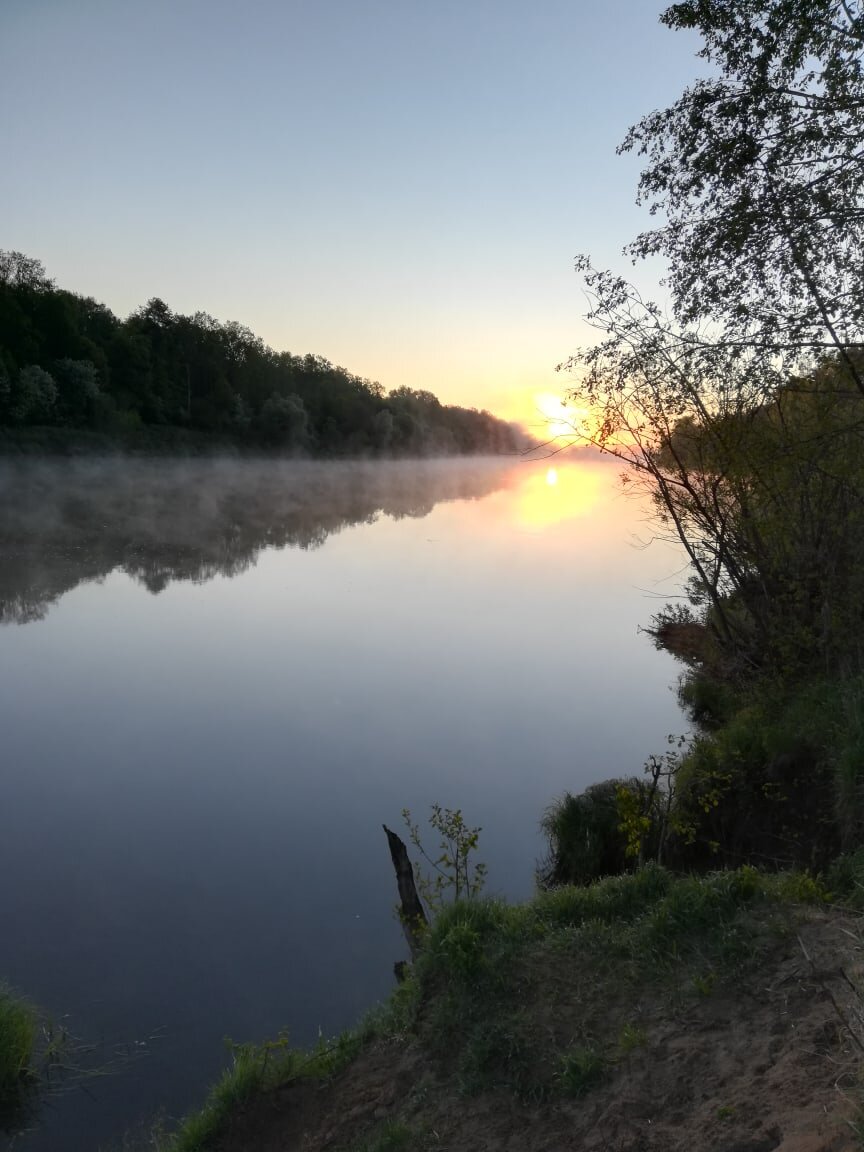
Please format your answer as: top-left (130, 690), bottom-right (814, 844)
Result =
top-left (515, 461), bottom-right (603, 528)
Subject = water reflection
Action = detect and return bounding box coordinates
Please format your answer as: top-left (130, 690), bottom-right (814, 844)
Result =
top-left (0, 458), bottom-right (518, 625)
top-left (0, 451), bottom-right (684, 1152)
top-left (514, 459), bottom-right (604, 528)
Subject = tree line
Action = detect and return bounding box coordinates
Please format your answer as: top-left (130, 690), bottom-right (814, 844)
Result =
top-left (0, 251), bottom-right (526, 457)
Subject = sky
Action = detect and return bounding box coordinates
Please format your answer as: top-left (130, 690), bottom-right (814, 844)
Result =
top-left (1, 1), bottom-right (705, 429)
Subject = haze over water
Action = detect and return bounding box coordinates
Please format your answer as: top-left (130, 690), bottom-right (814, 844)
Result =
top-left (0, 455), bottom-right (684, 1151)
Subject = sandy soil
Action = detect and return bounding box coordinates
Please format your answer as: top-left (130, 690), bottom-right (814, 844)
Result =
top-left (209, 911), bottom-right (864, 1152)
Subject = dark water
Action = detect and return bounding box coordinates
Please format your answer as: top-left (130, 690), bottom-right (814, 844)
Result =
top-left (0, 456), bottom-right (684, 1150)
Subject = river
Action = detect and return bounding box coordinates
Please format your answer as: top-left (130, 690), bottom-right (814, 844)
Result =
top-left (0, 454), bottom-right (684, 1150)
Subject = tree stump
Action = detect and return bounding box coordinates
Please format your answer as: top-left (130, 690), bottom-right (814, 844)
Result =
top-left (383, 824), bottom-right (428, 968)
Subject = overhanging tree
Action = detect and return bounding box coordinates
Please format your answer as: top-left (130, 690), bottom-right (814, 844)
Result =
top-left (562, 0), bottom-right (864, 678)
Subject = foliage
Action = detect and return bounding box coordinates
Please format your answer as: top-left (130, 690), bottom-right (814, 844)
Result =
top-left (827, 846), bottom-right (864, 908)
top-left (390, 867), bottom-right (810, 1103)
top-left (146, 865), bottom-right (821, 1145)
top-left (402, 805), bottom-right (487, 915)
top-left (544, 670), bottom-right (862, 876)
top-left (617, 1022), bottom-right (647, 1055)
top-left (558, 2), bottom-right (864, 688)
top-left (348, 1121), bottom-right (417, 1152)
top-left (539, 743), bottom-right (690, 888)
top-left (160, 1026), bottom-right (370, 1152)
top-left (554, 2), bottom-right (864, 875)
top-left (538, 778), bottom-right (647, 887)
top-left (0, 251), bottom-right (528, 457)
top-left (0, 985), bottom-right (36, 1124)
top-left (556, 1044), bottom-right (606, 1096)
top-left (624, 0), bottom-right (864, 356)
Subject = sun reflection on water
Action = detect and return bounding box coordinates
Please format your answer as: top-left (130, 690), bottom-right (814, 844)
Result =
top-left (515, 460), bottom-right (604, 528)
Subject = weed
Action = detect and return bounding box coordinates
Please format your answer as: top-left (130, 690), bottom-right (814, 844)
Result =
top-left (692, 972), bottom-right (715, 997)
top-left (456, 1013), bottom-right (537, 1099)
top-left (349, 1120), bottom-right (416, 1152)
top-left (617, 1023), bottom-right (647, 1054)
top-left (556, 1044), bottom-right (606, 1097)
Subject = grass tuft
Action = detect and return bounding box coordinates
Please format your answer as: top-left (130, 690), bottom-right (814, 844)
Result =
top-left (0, 985), bottom-right (38, 1126)
top-left (556, 1044), bottom-right (606, 1097)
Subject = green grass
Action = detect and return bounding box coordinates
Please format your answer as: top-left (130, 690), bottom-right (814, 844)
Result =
top-left (382, 864), bottom-right (819, 1105)
top-left (617, 1022), bottom-right (647, 1054)
top-left (153, 865), bottom-right (825, 1148)
top-left (348, 1120), bottom-right (421, 1152)
top-left (159, 1025), bottom-right (371, 1152)
top-left (0, 984), bottom-right (38, 1125)
top-left (556, 1044), bottom-right (606, 1096)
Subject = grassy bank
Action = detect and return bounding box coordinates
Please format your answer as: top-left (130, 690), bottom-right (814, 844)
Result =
top-left (0, 983), bottom-right (38, 1127)
top-left (152, 864), bottom-right (857, 1152)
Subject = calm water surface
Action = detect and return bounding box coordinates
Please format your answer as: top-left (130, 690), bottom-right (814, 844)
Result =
top-left (0, 455), bottom-right (684, 1150)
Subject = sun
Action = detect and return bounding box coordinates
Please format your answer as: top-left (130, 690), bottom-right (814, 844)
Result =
top-left (546, 468), bottom-right (558, 486)
top-left (532, 392), bottom-right (592, 443)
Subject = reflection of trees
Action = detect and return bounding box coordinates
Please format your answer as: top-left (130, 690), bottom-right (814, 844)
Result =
top-left (0, 459), bottom-right (515, 625)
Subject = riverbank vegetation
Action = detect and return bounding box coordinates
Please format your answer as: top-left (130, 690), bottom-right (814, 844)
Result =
top-left (0, 984), bottom-right (38, 1129)
top-left (544, 0), bottom-right (864, 891)
top-left (154, 866), bottom-right (860, 1151)
top-left (0, 252), bottom-right (526, 457)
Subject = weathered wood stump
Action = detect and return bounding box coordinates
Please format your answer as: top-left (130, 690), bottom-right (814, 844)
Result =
top-left (383, 824), bottom-right (429, 978)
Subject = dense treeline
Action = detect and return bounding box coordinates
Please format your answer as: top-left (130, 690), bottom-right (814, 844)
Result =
top-left (0, 251), bottom-right (525, 456)
top-left (544, 1), bottom-right (864, 891)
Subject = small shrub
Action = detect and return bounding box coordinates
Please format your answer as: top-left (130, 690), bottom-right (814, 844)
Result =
top-left (539, 778), bottom-right (649, 887)
top-left (402, 805), bottom-right (487, 915)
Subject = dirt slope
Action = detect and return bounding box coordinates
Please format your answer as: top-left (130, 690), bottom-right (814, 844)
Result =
top-left (208, 910), bottom-right (864, 1152)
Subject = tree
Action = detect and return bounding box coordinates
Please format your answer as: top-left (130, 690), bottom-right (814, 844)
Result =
top-left (53, 358), bottom-right (100, 425)
top-left (562, 2), bottom-right (864, 678)
top-left (0, 251), bottom-right (52, 291)
top-left (0, 248), bottom-right (525, 456)
top-left (257, 391), bottom-right (311, 450)
top-left (10, 366), bottom-right (58, 425)
top-left (622, 0), bottom-right (864, 382)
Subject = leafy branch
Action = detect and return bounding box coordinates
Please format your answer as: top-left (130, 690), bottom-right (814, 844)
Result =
top-left (401, 805), bottom-right (487, 916)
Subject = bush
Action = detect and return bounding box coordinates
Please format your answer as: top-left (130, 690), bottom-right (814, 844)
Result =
top-left (539, 778), bottom-right (658, 888)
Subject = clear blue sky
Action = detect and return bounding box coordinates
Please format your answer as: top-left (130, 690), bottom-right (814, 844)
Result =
top-left (1, 1), bottom-right (703, 426)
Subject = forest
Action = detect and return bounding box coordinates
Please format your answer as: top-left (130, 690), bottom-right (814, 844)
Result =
top-left (0, 251), bottom-right (525, 457)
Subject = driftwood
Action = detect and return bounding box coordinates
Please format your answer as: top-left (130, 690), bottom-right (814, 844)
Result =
top-left (383, 824), bottom-right (429, 971)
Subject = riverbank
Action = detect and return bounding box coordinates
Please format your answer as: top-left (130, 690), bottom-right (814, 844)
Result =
top-left (154, 867), bottom-right (863, 1152)
top-left (0, 984), bottom-right (37, 1129)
